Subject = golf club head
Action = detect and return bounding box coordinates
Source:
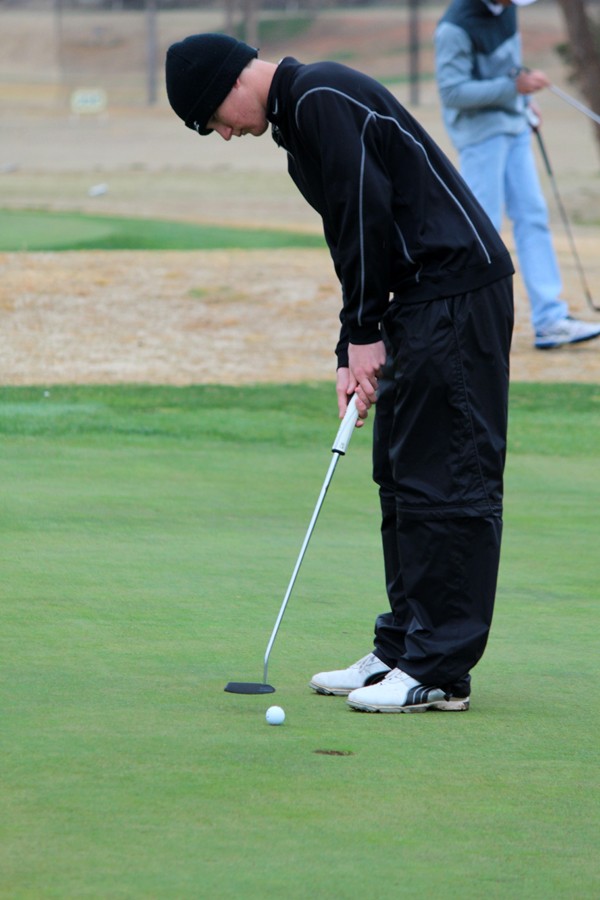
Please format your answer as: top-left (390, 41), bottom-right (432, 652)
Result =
top-left (224, 681), bottom-right (275, 695)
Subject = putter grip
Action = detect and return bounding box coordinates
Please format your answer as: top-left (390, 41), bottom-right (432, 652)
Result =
top-left (332, 394), bottom-right (359, 455)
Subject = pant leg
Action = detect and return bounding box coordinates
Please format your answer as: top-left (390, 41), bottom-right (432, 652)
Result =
top-left (504, 129), bottom-right (567, 331)
top-left (378, 277), bottom-right (513, 686)
top-left (372, 343), bottom-right (480, 694)
top-left (371, 359), bottom-right (412, 670)
top-left (460, 131), bottom-right (566, 333)
top-left (459, 132), bottom-right (508, 232)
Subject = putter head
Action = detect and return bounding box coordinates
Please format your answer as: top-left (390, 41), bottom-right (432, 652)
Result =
top-left (224, 681), bottom-right (275, 695)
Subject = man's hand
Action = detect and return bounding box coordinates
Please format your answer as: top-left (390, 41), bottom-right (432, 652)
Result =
top-left (336, 366), bottom-right (361, 423)
top-left (344, 340), bottom-right (386, 420)
top-left (515, 69), bottom-right (550, 96)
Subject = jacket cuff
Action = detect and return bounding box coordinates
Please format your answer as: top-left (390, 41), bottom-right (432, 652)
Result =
top-left (336, 347), bottom-right (349, 369)
top-left (347, 324), bottom-right (382, 345)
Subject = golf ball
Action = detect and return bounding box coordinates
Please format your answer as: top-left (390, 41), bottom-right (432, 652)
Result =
top-left (266, 705), bottom-right (285, 726)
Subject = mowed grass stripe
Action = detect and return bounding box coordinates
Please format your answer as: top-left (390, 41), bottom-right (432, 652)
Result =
top-left (0, 208), bottom-right (325, 251)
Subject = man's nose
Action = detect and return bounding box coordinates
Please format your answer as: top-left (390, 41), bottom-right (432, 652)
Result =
top-left (215, 124), bottom-right (233, 141)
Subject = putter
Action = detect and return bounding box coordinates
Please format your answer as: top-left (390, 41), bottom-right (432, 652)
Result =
top-left (527, 108), bottom-right (599, 313)
top-left (225, 394), bottom-right (361, 695)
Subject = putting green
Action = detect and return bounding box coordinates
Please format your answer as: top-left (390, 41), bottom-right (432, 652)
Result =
top-left (1, 383), bottom-right (598, 898)
top-left (0, 208), bottom-right (326, 251)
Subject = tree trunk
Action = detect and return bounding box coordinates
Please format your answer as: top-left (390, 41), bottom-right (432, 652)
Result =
top-left (242, 0), bottom-right (261, 49)
top-left (223, 0), bottom-right (236, 36)
top-left (554, 0), bottom-right (600, 156)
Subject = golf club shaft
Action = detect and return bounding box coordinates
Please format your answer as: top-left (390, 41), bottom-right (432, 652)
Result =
top-left (532, 127), bottom-right (598, 312)
top-left (549, 85), bottom-right (600, 127)
top-left (262, 395), bottom-right (360, 684)
top-left (263, 452), bottom-right (340, 684)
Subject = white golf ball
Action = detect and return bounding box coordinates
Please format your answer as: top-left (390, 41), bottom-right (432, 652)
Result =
top-left (266, 705), bottom-right (285, 726)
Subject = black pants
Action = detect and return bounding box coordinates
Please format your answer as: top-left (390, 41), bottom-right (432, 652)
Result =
top-left (371, 277), bottom-right (513, 692)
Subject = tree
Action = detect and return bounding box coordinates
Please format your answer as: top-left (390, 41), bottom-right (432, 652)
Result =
top-left (555, 0), bottom-right (600, 155)
top-left (242, 0), bottom-right (260, 49)
top-left (222, 0), bottom-right (261, 47)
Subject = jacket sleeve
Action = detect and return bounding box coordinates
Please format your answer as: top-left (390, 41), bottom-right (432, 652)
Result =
top-left (435, 21), bottom-right (517, 110)
top-left (335, 313), bottom-right (349, 370)
top-left (295, 88), bottom-right (393, 347)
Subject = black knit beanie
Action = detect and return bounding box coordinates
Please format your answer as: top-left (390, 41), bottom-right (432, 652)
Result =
top-left (165, 33), bottom-right (258, 135)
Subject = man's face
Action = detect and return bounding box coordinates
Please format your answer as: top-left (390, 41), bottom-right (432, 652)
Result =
top-left (206, 78), bottom-right (269, 141)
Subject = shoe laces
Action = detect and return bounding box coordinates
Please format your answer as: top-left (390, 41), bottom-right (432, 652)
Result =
top-left (381, 667), bottom-right (412, 685)
top-left (352, 653), bottom-right (383, 674)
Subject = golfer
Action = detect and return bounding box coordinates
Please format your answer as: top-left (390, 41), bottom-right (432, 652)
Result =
top-left (165, 34), bottom-right (514, 712)
top-left (435, 0), bottom-right (600, 349)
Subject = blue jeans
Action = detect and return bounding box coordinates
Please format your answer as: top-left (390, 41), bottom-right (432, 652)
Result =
top-left (460, 129), bottom-right (567, 332)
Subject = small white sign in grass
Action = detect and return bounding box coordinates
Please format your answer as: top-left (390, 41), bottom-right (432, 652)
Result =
top-left (70, 87), bottom-right (108, 116)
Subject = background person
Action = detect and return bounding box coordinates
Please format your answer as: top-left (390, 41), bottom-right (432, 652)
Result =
top-left (434, 0), bottom-right (600, 350)
top-left (165, 33), bottom-right (514, 713)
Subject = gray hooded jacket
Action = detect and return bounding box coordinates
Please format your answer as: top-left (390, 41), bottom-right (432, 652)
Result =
top-left (435, 0), bottom-right (530, 150)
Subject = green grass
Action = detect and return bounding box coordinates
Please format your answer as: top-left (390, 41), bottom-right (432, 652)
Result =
top-left (0, 209), bottom-right (325, 252)
top-left (1, 383), bottom-right (599, 898)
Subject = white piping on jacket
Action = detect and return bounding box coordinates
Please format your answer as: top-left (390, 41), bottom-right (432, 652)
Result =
top-left (295, 86), bottom-right (492, 327)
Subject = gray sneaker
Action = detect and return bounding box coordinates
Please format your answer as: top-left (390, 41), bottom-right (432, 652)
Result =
top-left (535, 316), bottom-right (600, 350)
top-left (309, 652), bottom-right (391, 696)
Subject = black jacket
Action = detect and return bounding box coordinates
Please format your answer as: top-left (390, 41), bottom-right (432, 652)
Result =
top-left (267, 57), bottom-right (513, 365)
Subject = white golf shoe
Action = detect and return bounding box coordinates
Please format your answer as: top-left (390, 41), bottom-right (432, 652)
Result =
top-left (347, 667), bottom-right (470, 713)
top-left (535, 316), bottom-right (600, 350)
top-left (309, 652), bottom-right (391, 696)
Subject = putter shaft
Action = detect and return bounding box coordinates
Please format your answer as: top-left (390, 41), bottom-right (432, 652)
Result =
top-left (263, 452), bottom-right (340, 685)
top-left (549, 85), bottom-right (600, 127)
top-left (263, 395), bottom-right (360, 685)
top-left (223, 396), bottom-right (360, 695)
top-left (532, 127), bottom-right (598, 312)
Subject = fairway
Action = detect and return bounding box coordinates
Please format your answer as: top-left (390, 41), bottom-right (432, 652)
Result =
top-left (1, 383), bottom-right (598, 898)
